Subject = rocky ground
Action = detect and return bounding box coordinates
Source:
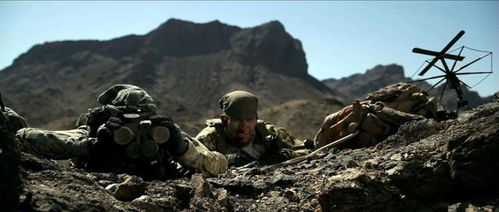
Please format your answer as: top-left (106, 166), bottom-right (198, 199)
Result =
top-left (3, 96), bottom-right (499, 211)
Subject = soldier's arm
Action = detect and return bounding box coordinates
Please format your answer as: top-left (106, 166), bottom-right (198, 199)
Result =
top-left (194, 127), bottom-right (219, 151)
top-left (266, 124), bottom-right (310, 158)
top-left (175, 133), bottom-right (227, 176)
top-left (16, 126), bottom-right (91, 160)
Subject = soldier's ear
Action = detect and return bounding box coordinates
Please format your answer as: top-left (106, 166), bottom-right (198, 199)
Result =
top-left (220, 115), bottom-right (229, 126)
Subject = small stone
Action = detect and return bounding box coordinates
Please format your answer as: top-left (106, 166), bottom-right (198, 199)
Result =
top-left (363, 159), bottom-right (380, 169)
top-left (390, 153), bottom-right (402, 161)
top-left (131, 195), bottom-right (162, 212)
top-left (174, 183), bottom-right (193, 200)
top-left (215, 188), bottom-right (228, 207)
top-left (105, 183), bottom-right (118, 193)
top-left (284, 189), bottom-right (300, 202)
top-left (346, 160), bottom-right (359, 168)
top-left (112, 176), bottom-right (146, 201)
top-left (98, 180), bottom-right (113, 186)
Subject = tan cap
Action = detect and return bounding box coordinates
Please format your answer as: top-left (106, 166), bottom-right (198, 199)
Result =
top-left (218, 90), bottom-right (258, 119)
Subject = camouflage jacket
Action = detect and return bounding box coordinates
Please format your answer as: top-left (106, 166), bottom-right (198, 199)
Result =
top-left (195, 119), bottom-right (310, 163)
top-left (16, 126), bottom-right (227, 178)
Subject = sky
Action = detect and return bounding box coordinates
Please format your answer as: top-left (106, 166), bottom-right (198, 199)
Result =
top-left (1, 1), bottom-right (497, 96)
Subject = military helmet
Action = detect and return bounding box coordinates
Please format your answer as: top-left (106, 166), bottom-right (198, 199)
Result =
top-left (97, 84), bottom-right (157, 114)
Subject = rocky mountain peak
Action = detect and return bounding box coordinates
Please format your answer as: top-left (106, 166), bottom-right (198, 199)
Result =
top-left (366, 64), bottom-right (404, 78)
top-left (322, 64), bottom-right (407, 100)
top-left (0, 19), bottom-right (333, 131)
top-left (231, 20), bottom-right (307, 78)
top-left (143, 18), bottom-right (240, 57)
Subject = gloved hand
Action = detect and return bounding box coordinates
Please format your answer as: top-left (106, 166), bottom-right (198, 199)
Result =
top-left (260, 148), bottom-right (294, 165)
top-left (150, 115), bottom-right (188, 156)
top-left (226, 152), bottom-right (253, 167)
top-left (86, 106), bottom-right (117, 137)
top-left (96, 117), bottom-right (123, 141)
top-left (88, 117), bottom-right (124, 154)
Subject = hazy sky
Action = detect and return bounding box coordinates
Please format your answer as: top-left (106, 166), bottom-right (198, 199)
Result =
top-left (1, 1), bottom-right (497, 96)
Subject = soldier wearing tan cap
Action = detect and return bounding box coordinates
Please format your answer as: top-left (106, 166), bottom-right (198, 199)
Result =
top-left (195, 90), bottom-right (311, 167)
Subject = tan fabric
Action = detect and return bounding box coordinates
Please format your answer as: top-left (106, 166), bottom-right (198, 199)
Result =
top-left (175, 133), bottom-right (228, 176)
top-left (195, 119), bottom-right (310, 161)
top-left (365, 82), bottom-right (438, 118)
top-left (314, 101), bottom-right (425, 149)
top-left (315, 83), bottom-right (438, 149)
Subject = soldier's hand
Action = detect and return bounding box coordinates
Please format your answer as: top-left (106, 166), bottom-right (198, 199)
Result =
top-left (260, 148), bottom-right (293, 165)
top-left (96, 117), bottom-right (123, 142)
top-left (226, 153), bottom-right (253, 167)
top-left (150, 115), bottom-right (187, 156)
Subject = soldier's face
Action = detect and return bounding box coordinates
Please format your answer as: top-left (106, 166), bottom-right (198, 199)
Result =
top-left (223, 116), bottom-right (257, 145)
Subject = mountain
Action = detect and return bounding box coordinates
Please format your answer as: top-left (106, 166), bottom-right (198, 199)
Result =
top-left (0, 19), bottom-right (345, 134)
top-left (322, 64), bottom-right (493, 110)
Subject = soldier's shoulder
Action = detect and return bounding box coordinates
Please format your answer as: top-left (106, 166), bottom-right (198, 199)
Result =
top-left (196, 119), bottom-right (222, 139)
top-left (257, 119), bottom-right (279, 131)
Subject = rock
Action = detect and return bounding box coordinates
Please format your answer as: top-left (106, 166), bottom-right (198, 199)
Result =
top-left (318, 168), bottom-right (401, 211)
top-left (174, 183), bottom-right (192, 202)
top-left (284, 189), bottom-right (300, 202)
top-left (130, 195), bottom-right (162, 212)
top-left (191, 174), bottom-right (213, 198)
top-left (447, 103), bottom-right (499, 197)
top-left (189, 174), bottom-right (228, 211)
top-left (112, 175), bottom-right (146, 201)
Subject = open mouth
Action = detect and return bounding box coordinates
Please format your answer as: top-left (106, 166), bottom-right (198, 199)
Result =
top-left (236, 129), bottom-right (249, 139)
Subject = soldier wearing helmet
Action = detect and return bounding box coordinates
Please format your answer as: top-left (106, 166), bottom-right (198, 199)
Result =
top-left (16, 84), bottom-right (227, 179)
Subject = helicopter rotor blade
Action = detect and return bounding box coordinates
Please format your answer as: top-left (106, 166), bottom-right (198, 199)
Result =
top-left (425, 77), bottom-right (446, 92)
top-left (410, 74), bottom-right (446, 82)
top-left (441, 30), bottom-right (465, 55)
top-left (416, 31), bottom-right (465, 76)
top-left (454, 52), bottom-right (492, 73)
top-left (418, 57), bottom-right (438, 76)
top-left (431, 63), bottom-right (447, 73)
top-left (412, 48), bottom-right (465, 61)
top-left (456, 71), bottom-right (493, 75)
top-left (459, 79), bottom-right (472, 89)
top-left (450, 46), bottom-right (465, 72)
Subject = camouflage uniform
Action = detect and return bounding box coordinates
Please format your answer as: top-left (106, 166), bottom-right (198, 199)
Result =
top-left (16, 84), bottom-right (227, 177)
top-left (196, 90), bottom-right (310, 166)
top-left (196, 119), bottom-right (309, 162)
